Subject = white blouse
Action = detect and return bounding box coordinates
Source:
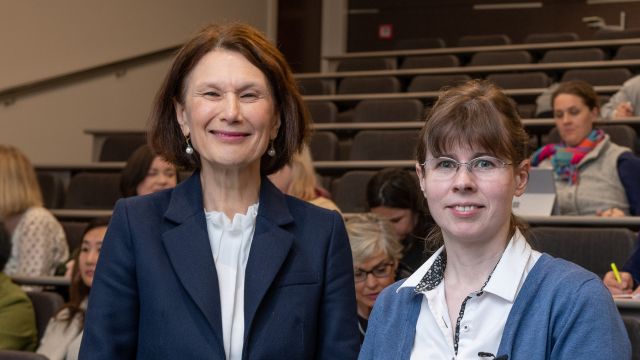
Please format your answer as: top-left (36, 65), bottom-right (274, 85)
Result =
top-left (205, 203), bottom-right (258, 360)
top-left (399, 230), bottom-right (541, 360)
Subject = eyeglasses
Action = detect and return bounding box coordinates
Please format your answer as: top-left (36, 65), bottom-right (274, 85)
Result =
top-left (354, 262), bottom-right (395, 282)
top-left (420, 156), bottom-right (512, 181)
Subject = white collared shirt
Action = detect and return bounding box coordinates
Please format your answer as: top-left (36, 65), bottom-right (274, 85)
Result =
top-left (399, 230), bottom-right (541, 360)
top-left (205, 203), bottom-right (258, 360)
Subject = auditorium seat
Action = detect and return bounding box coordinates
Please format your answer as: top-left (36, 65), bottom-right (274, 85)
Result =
top-left (0, 350), bottom-right (49, 360)
top-left (353, 99), bottom-right (424, 122)
top-left (349, 130), bottom-right (419, 160)
top-left (468, 50), bottom-right (532, 66)
top-left (395, 37), bottom-right (446, 50)
top-left (486, 72), bottom-right (551, 89)
top-left (400, 54), bottom-right (460, 69)
top-left (615, 45), bottom-right (640, 60)
top-left (561, 68), bottom-right (633, 86)
top-left (297, 78), bottom-right (334, 95)
top-left (457, 34), bottom-right (511, 47)
top-left (98, 134), bottom-right (146, 162)
top-left (36, 172), bottom-right (66, 209)
top-left (306, 101), bottom-right (338, 123)
top-left (336, 58), bottom-right (396, 72)
top-left (540, 48), bottom-right (607, 63)
top-left (330, 171), bottom-right (376, 213)
top-left (529, 227), bottom-right (636, 278)
top-left (622, 317), bottom-right (640, 360)
top-left (61, 221), bottom-right (89, 253)
top-left (26, 291), bottom-right (65, 343)
top-left (543, 125), bottom-right (638, 152)
top-left (593, 27), bottom-right (640, 40)
top-left (408, 74), bottom-right (472, 92)
top-left (309, 131), bottom-right (339, 161)
top-left (64, 172), bottom-right (122, 209)
top-left (523, 32), bottom-right (579, 43)
top-left (338, 76), bottom-right (402, 94)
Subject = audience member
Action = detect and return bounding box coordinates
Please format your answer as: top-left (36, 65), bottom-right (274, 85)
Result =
top-left (366, 168), bottom-right (435, 278)
top-left (268, 145), bottom-right (340, 212)
top-left (120, 144), bottom-right (178, 197)
top-left (530, 80), bottom-right (640, 216)
top-left (80, 23), bottom-right (359, 359)
top-left (0, 145), bottom-right (69, 277)
top-left (601, 75), bottom-right (640, 119)
top-left (37, 218), bottom-right (108, 360)
top-left (345, 213), bottom-right (401, 344)
top-left (0, 221), bottom-right (38, 351)
top-left (360, 80), bottom-right (630, 359)
top-left (603, 231), bottom-right (640, 296)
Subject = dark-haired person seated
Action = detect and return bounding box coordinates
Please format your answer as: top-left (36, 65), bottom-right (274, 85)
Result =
top-left (366, 168), bottom-right (435, 278)
top-left (120, 144), bottom-right (178, 197)
top-left (530, 80), bottom-right (640, 216)
top-left (0, 221), bottom-right (37, 351)
top-left (37, 218), bottom-right (108, 360)
top-left (603, 232), bottom-right (640, 296)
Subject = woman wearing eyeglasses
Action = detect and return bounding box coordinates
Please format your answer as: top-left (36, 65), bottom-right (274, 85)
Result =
top-left (345, 213), bottom-right (402, 344)
top-left (359, 80), bottom-right (629, 359)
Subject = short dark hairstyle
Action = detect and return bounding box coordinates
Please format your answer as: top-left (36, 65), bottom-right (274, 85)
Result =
top-left (0, 222), bottom-right (11, 272)
top-left (551, 80), bottom-right (600, 111)
top-left (149, 23), bottom-right (310, 175)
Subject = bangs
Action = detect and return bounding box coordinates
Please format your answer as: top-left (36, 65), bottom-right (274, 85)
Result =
top-left (426, 98), bottom-right (512, 159)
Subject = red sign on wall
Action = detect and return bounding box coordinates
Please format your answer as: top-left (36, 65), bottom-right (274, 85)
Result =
top-left (378, 24), bottom-right (393, 40)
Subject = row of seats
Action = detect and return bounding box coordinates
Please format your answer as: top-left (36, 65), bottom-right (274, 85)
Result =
top-left (330, 45), bottom-right (640, 73)
top-left (38, 124), bottom-right (638, 212)
top-left (299, 66), bottom-right (634, 98)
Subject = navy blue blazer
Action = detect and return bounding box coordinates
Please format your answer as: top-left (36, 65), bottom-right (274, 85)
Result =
top-left (79, 173), bottom-right (360, 359)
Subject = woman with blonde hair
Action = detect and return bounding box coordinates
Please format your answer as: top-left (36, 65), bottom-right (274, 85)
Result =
top-left (346, 213), bottom-right (401, 343)
top-left (0, 145), bottom-right (68, 277)
top-left (269, 145), bottom-right (340, 212)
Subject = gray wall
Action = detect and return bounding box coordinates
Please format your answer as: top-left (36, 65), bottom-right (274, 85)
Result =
top-left (0, 0), bottom-right (276, 164)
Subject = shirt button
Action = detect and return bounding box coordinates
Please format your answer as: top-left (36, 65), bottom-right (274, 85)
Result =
top-left (462, 324), bottom-right (470, 332)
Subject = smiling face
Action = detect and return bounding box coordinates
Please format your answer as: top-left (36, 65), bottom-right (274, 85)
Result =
top-left (553, 93), bottom-right (598, 147)
top-left (136, 156), bottom-right (178, 196)
top-left (416, 146), bottom-right (528, 246)
top-left (174, 49), bottom-right (280, 174)
top-left (78, 226), bottom-right (107, 287)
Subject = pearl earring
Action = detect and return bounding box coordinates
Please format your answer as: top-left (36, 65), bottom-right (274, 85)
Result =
top-left (267, 142), bottom-right (276, 157)
top-left (185, 136), bottom-right (194, 155)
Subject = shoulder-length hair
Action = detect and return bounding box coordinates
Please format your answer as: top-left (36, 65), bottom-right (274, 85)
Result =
top-left (415, 80), bottom-right (530, 248)
top-left (57, 217), bottom-right (110, 329)
top-left (0, 145), bottom-right (43, 217)
top-left (287, 145), bottom-right (318, 201)
top-left (149, 22), bottom-right (310, 175)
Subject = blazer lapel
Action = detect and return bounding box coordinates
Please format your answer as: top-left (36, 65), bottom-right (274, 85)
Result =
top-left (161, 172), bottom-right (225, 352)
top-left (243, 178), bottom-right (295, 338)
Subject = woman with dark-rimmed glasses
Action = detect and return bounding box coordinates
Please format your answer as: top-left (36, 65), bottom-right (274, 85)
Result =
top-left (346, 213), bottom-right (401, 344)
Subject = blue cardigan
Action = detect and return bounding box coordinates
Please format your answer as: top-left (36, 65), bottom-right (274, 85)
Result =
top-left (359, 254), bottom-right (630, 360)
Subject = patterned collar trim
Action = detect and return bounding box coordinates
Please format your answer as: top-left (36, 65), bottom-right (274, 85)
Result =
top-left (414, 252), bottom-right (446, 293)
